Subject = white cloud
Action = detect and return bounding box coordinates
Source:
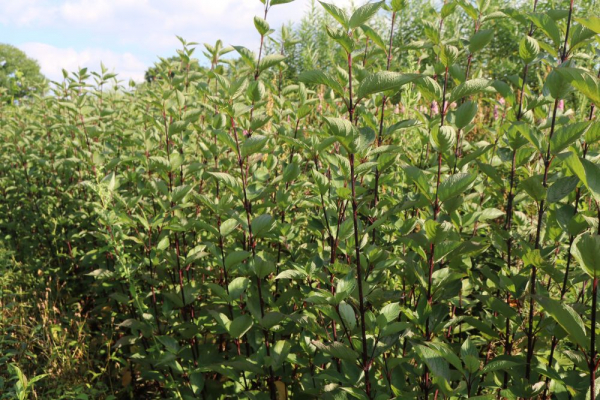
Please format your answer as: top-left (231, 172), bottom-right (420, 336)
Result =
top-left (19, 42), bottom-right (147, 82)
top-left (0, 0), bottom-right (59, 26)
top-left (5, 0), bottom-right (367, 82)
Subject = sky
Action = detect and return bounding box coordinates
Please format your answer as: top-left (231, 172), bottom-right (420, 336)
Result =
top-left (1, 0), bottom-right (350, 83)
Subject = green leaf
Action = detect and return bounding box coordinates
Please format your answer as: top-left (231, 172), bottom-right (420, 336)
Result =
top-left (169, 120), bottom-right (188, 135)
top-left (572, 233), bottom-right (600, 278)
top-left (327, 25), bottom-right (354, 52)
top-left (458, 0), bottom-right (478, 20)
top-left (506, 122), bottom-right (530, 150)
top-left (537, 295), bottom-right (587, 349)
top-left (225, 251), bottom-right (250, 271)
top-left (171, 185), bottom-right (192, 203)
top-left (550, 122), bottom-right (589, 154)
top-left (439, 44), bottom-right (459, 67)
top-left (207, 172), bottom-right (241, 191)
top-left (271, 0), bottom-right (295, 5)
top-left (157, 235), bottom-right (170, 251)
top-left (518, 36), bottom-right (540, 64)
top-left (271, 340), bottom-right (292, 369)
top-left (361, 25), bottom-right (386, 52)
top-left (543, 69), bottom-right (571, 100)
top-left (251, 214), bottom-right (274, 237)
top-left (258, 54), bottom-right (286, 73)
top-left (391, 0), bottom-right (407, 11)
top-left (520, 175), bottom-right (547, 202)
top-left (460, 337), bottom-right (480, 373)
top-left (312, 170), bottom-right (329, 195)
top-left (561, 153), bottom-right (600, 202)
top-left (379, 302), bottom-right (400, 323)
top-left (481, 358), bottom-right (520, 374)
top-left (568, 24), bottom-right (597, 51)
top-left (547, 176), bottom-right (579, 203)
top-left (403, 165), bottom-right (431, 200)
top-left (312, 341), bottom-right (358, 361)
top-left (242, 134), bottom-right (268, 157)
top-left (209, 311), bottom-right (231, 330)
top-left (469, 29), bottom-right (494, 53)
top-left (190, 371), bottom-right (205, 395)
top-left (233, 46), bottom-right (256, 67)
top-left (576, 16), bottom-right (600, 34)
top-left (298, 70), bottom-right (345, 95)
top-left (449, 78), bottom-right (491, 103)
top-left (529, 13), bottom-right (561, 45)
top-left (338, 302), bottom-right (356, 331)
top-left (585, 121), bottom-right (600, 144)
top-left (228, 277), bottom-right (249, 299)
top-left (430, 125), bottom-right (456, 154)
top-left (283, 162), bottom-right (300, 182)
top-left (478, 208), bottom-right (505, 221)
top-left (254, 258), bottom-right (275, 279)
top-left (348, 1), bottom-right (384, 29)
top-left (254, 16), bottom-right (270, 36)
top-left (416, 76), bottom-right (443, 101)
top-left (556, 68), bottom-right (600, 105)
top-left (335, 273), bottom-right (357, 302)
top-left (220, 218), bottom-right (239, 236)
top-left (438, 173), bottom-right (477, 202)
top-left (356, 72), bottom-right (420, 99)
top-left (319, 1), bottom-right (349, 28)
top-left (229, 315), bottom-right (254, 338)
top-left (414, 344), bottom-right (451, 382)
top-left (454, 100), bottom-right (477, 129)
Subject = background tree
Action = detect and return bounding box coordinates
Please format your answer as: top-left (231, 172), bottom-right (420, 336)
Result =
top-left (0, 44), bottom-right (46, 102)
top-left (144, 53), bottom-right (204, 84)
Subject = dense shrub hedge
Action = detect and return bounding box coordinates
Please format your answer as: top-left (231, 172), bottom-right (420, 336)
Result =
top-left (1, 1), bottom-right (600, 399)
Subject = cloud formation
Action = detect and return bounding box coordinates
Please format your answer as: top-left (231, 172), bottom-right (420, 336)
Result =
top-left (1, 0), bottom-right (354, 82)
top-left (19, 42), bottom-right (147, 82)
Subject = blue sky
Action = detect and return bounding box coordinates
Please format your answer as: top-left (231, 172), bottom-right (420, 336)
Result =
top-left (1, 0), bottom-right (349, 82)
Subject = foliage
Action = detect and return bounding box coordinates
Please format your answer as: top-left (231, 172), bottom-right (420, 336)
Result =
top-left (0, 44), bottom-right (46, 102)
top-left (1, 0), bottom-right (600, 399)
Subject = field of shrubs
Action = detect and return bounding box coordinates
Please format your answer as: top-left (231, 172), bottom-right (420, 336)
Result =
top-left (1, 0), bottom-right (600, 398)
